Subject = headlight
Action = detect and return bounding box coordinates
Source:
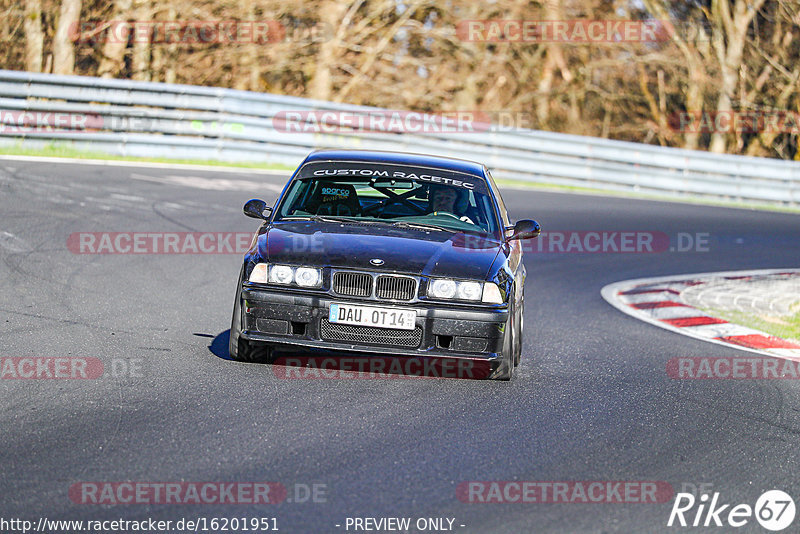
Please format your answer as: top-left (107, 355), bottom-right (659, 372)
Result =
top-left (295, 267), bottom-right (321, 287)
top-left (457, 281), bottom-right (482, 301)
top-left (429, 279), bottom-right (457, 299)
top-left (248, 263), bottom-right (323, 288)
top-left (269, 264), bottom-right (294, 284)
top-left (428, 279), bottom-right (485, 301)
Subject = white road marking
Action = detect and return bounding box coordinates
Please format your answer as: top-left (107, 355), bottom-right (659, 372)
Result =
top-left (110, 193), bottom-right (145, 202)
top-left (679, 323), bottom-right (761, 338)
top-left (618, 291), bottom-right (679, 304)
top-left (130, 173), bottom-right (282, 192)
top-left (635, 306), bottom-right (701, 320)
top-left (767, 349), bottom-right (800, 360)
top-left (0, 231), bottom-right (32, 253)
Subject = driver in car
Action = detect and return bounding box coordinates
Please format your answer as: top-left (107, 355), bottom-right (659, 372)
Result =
top-left (429, 185), bottom-right (474, 224)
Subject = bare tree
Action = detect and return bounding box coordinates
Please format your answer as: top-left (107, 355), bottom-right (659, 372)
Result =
top-left (23, 0), bottom-right (44, 72)
top-left (740, 0), bottom-right (800, 158)
top-left (130, 0), bottom-right (150, 81)
top-left (641, 0), bottom-right (712, 151)
top-left (53, 0), bottom-right (81, 74)
top-left (335, 0), bottom-right (425, 102)
top-left (98, 0), bottom-right (133, 78)
top-left (708, 0), bottom-right (767, 153)
top-left (308, 0), bottom-right (349, 101)
top-left (535, 0), bottom-right (572, 128)
top-left (234, 0), bottom-right (259, 91)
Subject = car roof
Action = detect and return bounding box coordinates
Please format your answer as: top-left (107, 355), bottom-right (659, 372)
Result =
top-left (303, 149), bottom-right (487, 178)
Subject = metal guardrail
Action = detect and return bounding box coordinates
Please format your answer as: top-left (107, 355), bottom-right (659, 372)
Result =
top-left (0, 69), bottom-right (798, 205)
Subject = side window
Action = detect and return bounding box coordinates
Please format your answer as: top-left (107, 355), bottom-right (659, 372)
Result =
top-left (486, 171), bottom-right (511, 228)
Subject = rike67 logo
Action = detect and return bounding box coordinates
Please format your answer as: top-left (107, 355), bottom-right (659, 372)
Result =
top-left (668, 490), bottom-right (796, 531)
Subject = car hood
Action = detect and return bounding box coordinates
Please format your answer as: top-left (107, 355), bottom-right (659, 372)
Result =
top-left (256, 221), bottom-right (502, 280)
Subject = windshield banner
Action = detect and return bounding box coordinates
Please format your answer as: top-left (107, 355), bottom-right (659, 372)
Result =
top-left (296, 162), bottom-right (489, 195)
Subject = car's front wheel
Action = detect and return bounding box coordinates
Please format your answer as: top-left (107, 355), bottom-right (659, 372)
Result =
top-left (229, 266), bottom-right (274, 364)
top-left (490, 311), bottom-right (515, 381)
top-left (513, 296), bottom-right (523, 367)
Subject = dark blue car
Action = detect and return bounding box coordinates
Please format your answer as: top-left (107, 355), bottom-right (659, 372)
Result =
top-left (229, 149), bottom-right (540, 380)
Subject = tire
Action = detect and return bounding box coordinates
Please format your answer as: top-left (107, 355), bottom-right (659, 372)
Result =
top-left (514, 297), bottom-right (523, 367)
top-left (229, 265), bottom-right (274, 364)
top-left (490, 314), bottom-right (515, 381)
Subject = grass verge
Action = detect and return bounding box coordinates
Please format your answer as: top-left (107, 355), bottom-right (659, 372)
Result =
top-left (0, 143), bottom-right (295, 171)
top-left (700, 307), bottom-right (800, 343)
top-left (495, 178), bottom-right (800, 215)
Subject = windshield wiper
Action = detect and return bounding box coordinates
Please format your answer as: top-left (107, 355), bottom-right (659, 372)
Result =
top-left (285, 215), bottom-right (458, 233)
top-left (283, 215), bottom-right (357, 223)
top-left (390, 221), bottom-right (455, 233)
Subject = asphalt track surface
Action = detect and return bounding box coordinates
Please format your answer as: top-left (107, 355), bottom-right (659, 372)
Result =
top-left (2, 159), bottom-right (800, 533)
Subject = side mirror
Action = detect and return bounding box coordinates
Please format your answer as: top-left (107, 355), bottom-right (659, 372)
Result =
top-left (506, 219), bottom-right (541, 241)
top-left (243, 198), bottom-right (272, 220)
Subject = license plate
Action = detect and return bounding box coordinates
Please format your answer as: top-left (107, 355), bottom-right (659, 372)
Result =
top-left (328, 303), bottom-right (416, 330)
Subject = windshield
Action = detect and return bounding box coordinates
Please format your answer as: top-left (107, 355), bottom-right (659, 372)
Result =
top-left (275, 161), bottom-right (501, 237)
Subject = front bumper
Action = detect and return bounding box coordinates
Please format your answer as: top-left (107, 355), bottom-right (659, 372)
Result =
top-left (239, 286), bottom-right (509, 361)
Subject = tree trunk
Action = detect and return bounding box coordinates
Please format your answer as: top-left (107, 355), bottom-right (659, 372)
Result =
top-left (150, 6), bottom-right (176, 83)
top-left (309, 0), bottom-right (348, 101)
top-left (234, 0), bottom-right (260, 91)
top-left (130, 0), bottom-right (151, 81)
top-left (53, 0), bottom-right (81, 74)
top-left (708, 0), bottom-right (766, 153)
top-left (97, 0), bottom-right (132, 78)
top-left (641, 0), bottom-right (708, 151)
top-left (536, 0), bottom-right (572, 127)
top-left (683, 55), bottom-right (705, 151)
top-left (23, 0), bottom-right (44, 72)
